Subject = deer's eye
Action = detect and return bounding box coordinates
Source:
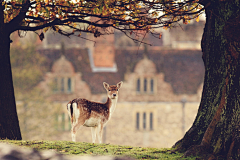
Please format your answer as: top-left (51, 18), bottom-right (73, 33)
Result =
top-left (109, 90), bottom-right (110, 91)
top-left (117, 89), bottom-right (118, 91)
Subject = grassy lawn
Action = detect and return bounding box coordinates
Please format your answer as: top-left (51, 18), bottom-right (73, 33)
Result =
top-left (0, 140), bottom-right (197, 159)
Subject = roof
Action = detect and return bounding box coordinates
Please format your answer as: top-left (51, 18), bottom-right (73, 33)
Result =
top-left (115, 48), bottom-right (204, 94)
top-left (38, 47), bottom-right (204, 95)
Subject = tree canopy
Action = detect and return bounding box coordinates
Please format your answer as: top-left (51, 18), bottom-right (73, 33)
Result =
top-left (2, 0), bottom-right (204, 41)
top-left (7, 0), bottom-right (240, 159)
top-left (2, 0), bottom-right (240, 159)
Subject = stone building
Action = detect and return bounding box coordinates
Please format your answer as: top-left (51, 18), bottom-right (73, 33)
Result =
top-left (36, 20), bottom-right (205, 148)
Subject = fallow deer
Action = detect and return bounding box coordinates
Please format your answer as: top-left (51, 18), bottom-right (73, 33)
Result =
top-left (67, 81), bottom-right (123, 143)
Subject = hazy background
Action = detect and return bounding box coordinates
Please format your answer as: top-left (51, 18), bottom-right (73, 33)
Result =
top-left (11, 17), bottom-right (205, 148)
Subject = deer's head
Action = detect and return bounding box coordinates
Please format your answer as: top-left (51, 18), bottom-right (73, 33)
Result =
top-left (103, 81), bottom-right (123, 99)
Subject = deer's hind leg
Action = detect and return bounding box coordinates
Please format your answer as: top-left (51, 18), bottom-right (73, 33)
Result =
top-left (71, 103), bottom-right (86, 142)
top-left (71, 121), bottom-right (85, 142)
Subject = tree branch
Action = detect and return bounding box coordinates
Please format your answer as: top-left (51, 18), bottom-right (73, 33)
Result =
top-left (7, 0), bottom-right (31, 33)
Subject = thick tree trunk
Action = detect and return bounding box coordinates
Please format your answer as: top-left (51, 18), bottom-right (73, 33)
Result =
top-left (0, 5), bottom-right (22, 140)
top-left (173, 1), bottom-right (240, 159)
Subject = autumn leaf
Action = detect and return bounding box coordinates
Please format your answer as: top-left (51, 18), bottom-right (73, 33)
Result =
top-left (39, 32), bottom-right (45, 41)
top-left (2, 0), bottom-right (204, 39)
top-left (159, 33), bottom-right (162, 39)
top-left (196, 16), bottom-right (200, 22)
top-left (43, 27), bottom-right (49, 33)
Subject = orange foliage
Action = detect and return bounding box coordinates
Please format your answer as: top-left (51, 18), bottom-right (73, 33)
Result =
top-left (1, 0), bottom-right (204, 40)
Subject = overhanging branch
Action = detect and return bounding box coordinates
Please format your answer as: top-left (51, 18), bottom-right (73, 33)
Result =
top-left (7, 0), bottom-right (31, 33)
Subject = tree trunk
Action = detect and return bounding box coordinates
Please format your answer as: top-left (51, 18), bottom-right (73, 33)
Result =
top-left (173, 1), bottom-right (240, 159)
top-left (0, 6), bottom-right (22, 140)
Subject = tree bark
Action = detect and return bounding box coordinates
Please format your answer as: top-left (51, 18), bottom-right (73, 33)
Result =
top-left (173, 1), bottom-right (240, 159)
top-left (0, 5), bottom-right (22, 140)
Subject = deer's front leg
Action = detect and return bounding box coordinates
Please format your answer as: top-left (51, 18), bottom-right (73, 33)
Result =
top-left (91, 126), bottom-right (97, 143)
top-left (97, 123), bottom-right (103, 144)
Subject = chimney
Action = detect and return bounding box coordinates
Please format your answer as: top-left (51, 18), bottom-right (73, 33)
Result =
top-left (89, 16), bottom-right (115, 68)
top-left (93, 34), bottom-right (115, 67)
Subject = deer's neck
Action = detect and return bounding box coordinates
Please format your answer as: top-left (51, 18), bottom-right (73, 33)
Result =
top-left (106, 97), bottom-right (118, 116)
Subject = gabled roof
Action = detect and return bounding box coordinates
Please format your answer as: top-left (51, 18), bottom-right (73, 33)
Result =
top-left (38, 47), bottom-right (204, 95)
top-left (115, 48), bottom-right (204, 94)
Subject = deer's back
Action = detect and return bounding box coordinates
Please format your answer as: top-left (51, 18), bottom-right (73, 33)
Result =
top-left (68, 98), bottom-right (110, 125)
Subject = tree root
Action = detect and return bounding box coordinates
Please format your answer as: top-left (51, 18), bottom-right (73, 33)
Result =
top-left (184, 144), bottom-right (214, 160)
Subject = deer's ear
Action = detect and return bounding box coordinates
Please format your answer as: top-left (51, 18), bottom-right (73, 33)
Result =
top-left (117, 81), bottom-right (123, 89)
top-left (103, 82), bottom-right (109, 91)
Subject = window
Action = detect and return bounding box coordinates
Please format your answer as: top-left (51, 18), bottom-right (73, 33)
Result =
top-left (144, 78), bottom-right (147, 92)
top-left (150, 112), bottom-right (153, 130)
top-left (61, 78), bottom-right (64, 92)
top-left (56, 112), bottom-right (71, 131)
top-left (136, 112), bottom-right (140, 130)
top-left (143, 112), bottom-right (146, 129)
top-left (61, 113), bottom-right (65, 130)
top-left (136, 77), bottom-right (156, 94)
top-left (67, 78), bottom-right (72, 92)
top-left (150, 79), bottom-right (154, 93)
top-left (53, 77), bottom-right (73, 93)
top-left (136, 111), bottom-right (154, 131)
top-left (53, 78), bottom-right (58, 92)
top-left (137, 78), bottom-right (140, 92)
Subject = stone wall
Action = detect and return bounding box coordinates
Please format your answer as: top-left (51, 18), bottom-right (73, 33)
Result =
top-left (55, 101), bottom-right (199, 148)
top-left (121, 72), bottom-right (203, 103)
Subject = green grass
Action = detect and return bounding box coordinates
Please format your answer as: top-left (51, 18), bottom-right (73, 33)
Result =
top-left (0, 140), bottom-right (196, 160)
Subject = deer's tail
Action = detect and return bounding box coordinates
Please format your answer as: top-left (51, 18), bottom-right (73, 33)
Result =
top-left (67, 99), bottom-right (81, 124)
